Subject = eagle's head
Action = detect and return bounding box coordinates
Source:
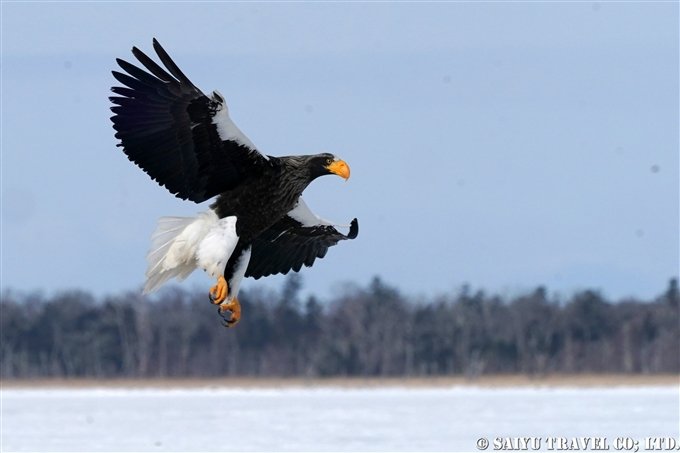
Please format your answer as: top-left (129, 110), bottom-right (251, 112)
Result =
top-left (309, 153), bottom-right (351, 181)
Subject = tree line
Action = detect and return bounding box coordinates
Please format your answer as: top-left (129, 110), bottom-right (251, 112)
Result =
top-left (1, 276), bottom-right (678, 378)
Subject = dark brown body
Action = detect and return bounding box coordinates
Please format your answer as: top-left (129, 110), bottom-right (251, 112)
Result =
top-left (210, 156), bottom-right (313, 243)
top-left (209, 154), bottom-right (327, 285)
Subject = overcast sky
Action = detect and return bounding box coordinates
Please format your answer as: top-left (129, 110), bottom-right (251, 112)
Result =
top-left (2, 2), bottom-right (678, 301)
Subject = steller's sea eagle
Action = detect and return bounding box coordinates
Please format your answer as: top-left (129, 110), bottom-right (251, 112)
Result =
top-left (109, 39), bottom-right (358, 327)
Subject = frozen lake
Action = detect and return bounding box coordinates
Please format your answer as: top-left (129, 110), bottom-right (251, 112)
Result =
top-left (1, 385), bottom-right (678, 452)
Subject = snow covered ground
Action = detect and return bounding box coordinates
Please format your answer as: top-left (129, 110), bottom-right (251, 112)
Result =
top-left (1, 385), bottom-right (678, 452)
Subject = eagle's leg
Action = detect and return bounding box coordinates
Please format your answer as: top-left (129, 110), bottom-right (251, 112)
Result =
top-left (209, 276), bottom-right (241, 327)
top-left (209, 276), bottom-right (228, 305)
top-left (218, 298), bottom-right (241, 328)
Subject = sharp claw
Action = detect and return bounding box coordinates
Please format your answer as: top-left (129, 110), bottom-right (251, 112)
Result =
top-left (217, 298), bottom-right (241, 328)
top-left (221, 319), bottom-right (237, 328)
top-left (218, 310), bottom-right (237, 328)
top-left (217, 307), bottom-right (231, 320)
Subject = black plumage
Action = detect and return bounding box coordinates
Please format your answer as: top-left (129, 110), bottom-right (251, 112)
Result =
top-left (110, 40), bottom-right (263, 202)
top-left (110, 39), bottom-right (358, 321)
top-left (248, 218), bottom-right (359, 279)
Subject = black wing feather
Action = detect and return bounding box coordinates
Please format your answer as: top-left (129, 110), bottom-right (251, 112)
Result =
top-left (246, 217), bottom-right (359, 279)
top-left (152, 38), bottom-right (194, 85)
top-left (110, 39), bottom-right (268, 203)
top-left (131, 45), bottom-right (175, 82)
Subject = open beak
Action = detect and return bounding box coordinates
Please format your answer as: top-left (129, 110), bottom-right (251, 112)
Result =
top-left (326, 159), bottom-right (350, 180)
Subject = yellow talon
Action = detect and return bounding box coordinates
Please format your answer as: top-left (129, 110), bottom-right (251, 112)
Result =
top-left (219, 298), bottom-right (241, 327)
top-left (209, 276), bottom-right (228, 305)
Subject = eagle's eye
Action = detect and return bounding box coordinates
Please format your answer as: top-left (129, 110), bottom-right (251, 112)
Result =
top-left (325, 157), bottom-right (333, 165)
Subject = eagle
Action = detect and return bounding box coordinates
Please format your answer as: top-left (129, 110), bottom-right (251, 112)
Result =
top-left (109, 39), bottom-right (358, 327)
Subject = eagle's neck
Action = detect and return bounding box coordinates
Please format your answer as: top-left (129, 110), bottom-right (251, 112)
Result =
top-left (279, 155), bottom-right (317, 194)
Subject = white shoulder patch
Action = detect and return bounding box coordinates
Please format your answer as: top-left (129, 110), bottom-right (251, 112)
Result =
top-left (288, 197), bottom-right (335, 227)
top-left (211, 91), bottom-right (268, 160)
top-left (196, 215), bottom-right (240, 278)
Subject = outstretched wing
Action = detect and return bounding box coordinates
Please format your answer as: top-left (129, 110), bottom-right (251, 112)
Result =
top-left (246, 198), bottom-right (359, 279)
top-left (110, 38), bottom-right (270, 203)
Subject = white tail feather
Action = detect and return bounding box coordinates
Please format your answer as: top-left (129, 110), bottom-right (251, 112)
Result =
top-left (143, 211), bottom-right (219, 294)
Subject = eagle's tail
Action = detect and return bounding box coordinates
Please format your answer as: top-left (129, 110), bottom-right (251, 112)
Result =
top-left (143, 210), bottom-right (219, 294)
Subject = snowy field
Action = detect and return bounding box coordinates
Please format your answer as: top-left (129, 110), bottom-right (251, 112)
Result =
top-left (1, 385), bottom-right (678, 452)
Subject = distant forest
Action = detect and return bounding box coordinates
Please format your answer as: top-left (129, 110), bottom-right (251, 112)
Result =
top-left (1, 276), bottom-right (678, 378)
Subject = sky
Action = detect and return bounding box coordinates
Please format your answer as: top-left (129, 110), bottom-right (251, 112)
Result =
top-left (2, 2), bottom-right (678, 302)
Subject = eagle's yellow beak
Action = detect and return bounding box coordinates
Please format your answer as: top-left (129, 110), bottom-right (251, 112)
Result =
top-left (326, 159), bottom-right (350, 180)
